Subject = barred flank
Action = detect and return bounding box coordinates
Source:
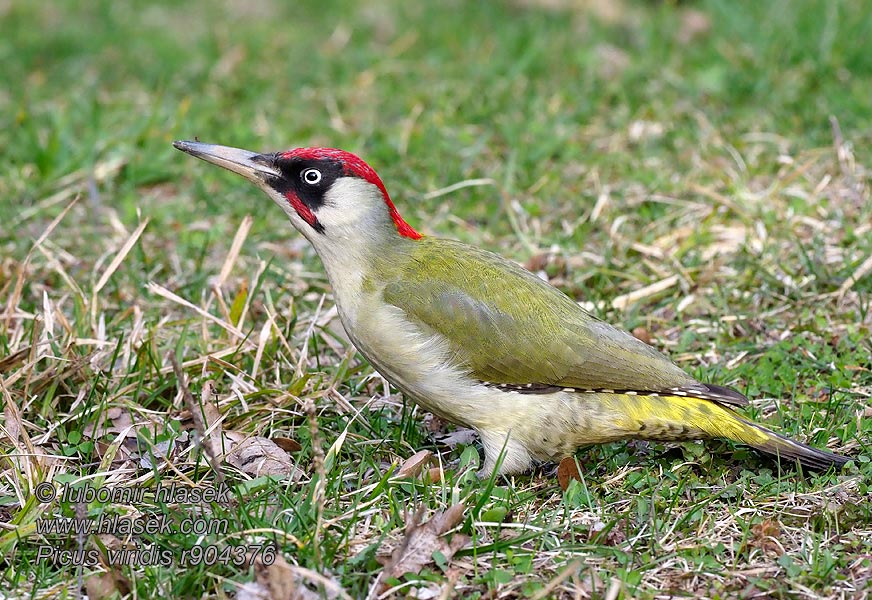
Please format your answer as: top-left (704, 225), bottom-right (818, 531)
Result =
top-left (612, 393), bottom-right (849, 470)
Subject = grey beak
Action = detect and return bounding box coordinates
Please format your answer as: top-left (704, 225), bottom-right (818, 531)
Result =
top-left (173, 141), bottom-right (280, 180)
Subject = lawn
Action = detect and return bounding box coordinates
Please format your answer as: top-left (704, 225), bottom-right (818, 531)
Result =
top-left (1, 0), bottom-right (871, 598)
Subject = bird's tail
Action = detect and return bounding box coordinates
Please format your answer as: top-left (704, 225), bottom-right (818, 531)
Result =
top-left (732, 417), bottom-right (850, 470)
top-left (604, 393), bottom-right (849, 470)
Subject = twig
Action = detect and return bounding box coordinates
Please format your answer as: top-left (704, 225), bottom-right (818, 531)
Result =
top-left (170, 352), bottom-right (224, 484)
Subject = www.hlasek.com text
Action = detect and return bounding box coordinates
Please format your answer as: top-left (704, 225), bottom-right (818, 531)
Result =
top-left (37, 513), bottom-right (229, 537)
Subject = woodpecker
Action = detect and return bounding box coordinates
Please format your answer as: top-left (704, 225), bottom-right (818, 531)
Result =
top-left (173, 141), bottom-right (850, 476)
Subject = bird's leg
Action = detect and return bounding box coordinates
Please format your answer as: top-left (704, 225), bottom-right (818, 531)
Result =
top-left (477, 429), bottom-right (533, 478)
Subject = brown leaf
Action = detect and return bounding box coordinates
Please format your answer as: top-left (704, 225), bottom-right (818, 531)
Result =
top-left (588, 519), bottom-right (627, 546)
top-left (379, 503), bottom-right (469, 590)
top-left (256, 553), bottom-right (298, 599)
top-left (631, 326), bottom-right (652, 346)
top-left (85, 568), bottom-right (130, 599)
top-left (226, 435), bottom-right (301, 479)
top-left (396, 450), bottom-right (432, 479)
top-left (82, 406), bottom-right (135, 439)
top-left (525, 253), bottom-right (550, 272)
top-left (239, 552), bottom-right (347, 600)
top-left (3, 401), bottom-right (22, 445)
top-left (425, 467), bottom-right (443, 483)
top-left (750, 519), bottom-right (783, 556)
top-left (273, 437), bottom-right (303, 453)
top-left (94, 440), bottom-right (133, 464)
top-left (557, 457), bottom-right (582, 491)
top-left (85, 572), bottom-right (121, 600)
top-left (423, 413), bottom-right (447, 433)
top-left (94, 534), bottom-right (131, 555)
top-left (0, 346), bottom-right (30, 373)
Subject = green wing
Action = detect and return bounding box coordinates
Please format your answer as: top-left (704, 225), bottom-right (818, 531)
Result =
top-left (382, 238), bottom-right (747, 406)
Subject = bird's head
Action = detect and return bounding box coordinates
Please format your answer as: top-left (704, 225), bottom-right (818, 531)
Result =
top-left (173, 141), bottom-right (421, 247)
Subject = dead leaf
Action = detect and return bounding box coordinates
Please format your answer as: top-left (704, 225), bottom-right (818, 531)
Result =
top-left (95, 440), bottom-right (133, 464)
top-left (423, 413), bottom-right (446, 433)
top-left (226, 435), bottom-right (301, 479)
top-left (3, 400), bottom-right (22, 445)
top-left (525, 252), bottom-right (550, 272)
top-left (254, 553), bottom-right (299, 599)
top-left (238, 552), bottom-right (349, 600)
top-left (426, 467), bottom-right (443, 483)
top-left (0, 346), bottom-right (30, 373)
top-left (378, 503), bottom-right (469, 591)
top-left (750, 519), bottom-right (783, 555)
top-left (94, 533), bottom-right (131, 554)
top-left (396, 450), bottom-right (432, 479)
top-left (557, 457), bottom-right (583, 491)
top-left (588, 519), bottom-right (627, 546)
top-left (85, 572), bottom-right (121, 600)
top-left (139, 438), bottom-right (180, 469)
top-left (236, 582), bottom-right (272, 600)
top-left (84, 568), bottom-right (131, 599)
top-left (273, 437), bottom-right (303, 453)
top-left (81, 406), bottom-right (134, 438)
top-left (436, 428), bottom-right (477, 448)
top-left (631, 326), bottom-right (652, 346)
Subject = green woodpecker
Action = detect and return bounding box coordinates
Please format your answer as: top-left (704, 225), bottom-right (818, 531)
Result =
top-left (173, 140), bottom-right (849, 476)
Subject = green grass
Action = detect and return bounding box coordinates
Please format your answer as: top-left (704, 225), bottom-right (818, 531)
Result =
top-left (1, 0), bottom-right (871, 598)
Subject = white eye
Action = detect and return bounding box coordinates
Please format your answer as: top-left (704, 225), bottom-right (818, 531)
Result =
top-left (302, 168), bottom-right (322, 185)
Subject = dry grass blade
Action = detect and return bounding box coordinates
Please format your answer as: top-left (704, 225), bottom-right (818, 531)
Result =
top-left (92, 219), bottom-right (149, 295)
top-left (422, 178), bottom-right (496, 200)
top-left (12, 158), bottom-right (125, 227)
top-left (837, 253), bottom-right (872, 298)
top-left (529, 559), bottom-right (583, 600)
top-left (251, 316), bottom-right (273, 380)
top-left (148, 282), bottom-right (253, 345)
top-left (91, 218), bottom-right (149, 324)
top-left (0, 378), bottom-right (52, 504)
top-left (3, 196), bottom-right (79, 327)
top-left (156, 347), bottom-right (252, 375)
top-left (216, 215), bottom-right (253, 287)
top-left (171, 355), bottom-right (225, 483)
top-left (611, 274), bottom-right (680, 311)
top-left (211, 215), bottom-right (254, 325)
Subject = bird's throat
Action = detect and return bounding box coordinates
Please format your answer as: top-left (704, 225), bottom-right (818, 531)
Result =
top-left (285, 192), bottom-right (325, 234)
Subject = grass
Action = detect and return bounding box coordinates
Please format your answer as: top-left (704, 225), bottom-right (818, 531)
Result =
top-left (1, 0), bottom-right (871, 598)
